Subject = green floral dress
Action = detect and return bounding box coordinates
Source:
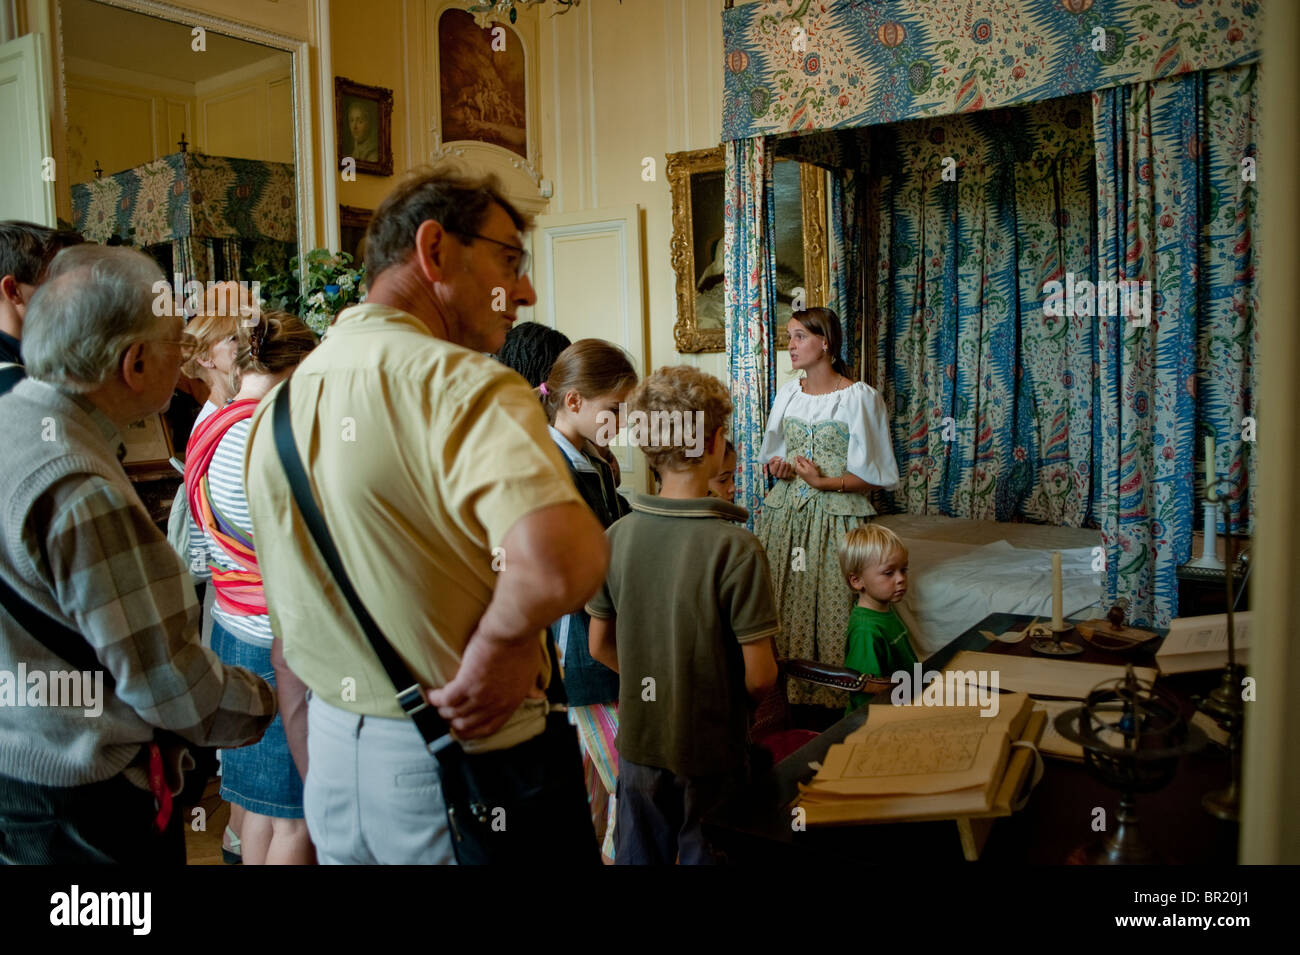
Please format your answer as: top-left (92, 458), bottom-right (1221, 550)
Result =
top-left (756, 379), bottom-right (900, 708)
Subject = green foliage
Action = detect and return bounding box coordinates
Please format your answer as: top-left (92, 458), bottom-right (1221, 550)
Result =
top-left (249, 247), bottom-right (367, 336)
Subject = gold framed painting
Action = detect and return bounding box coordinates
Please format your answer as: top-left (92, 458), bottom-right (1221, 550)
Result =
top-left (335, 77), bottom-right (394, 177)
top-left (669, 146), bottom-right (828, 354)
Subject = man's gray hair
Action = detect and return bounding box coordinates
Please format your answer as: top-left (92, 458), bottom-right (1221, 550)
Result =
top-left (23, 245), bottom-right (167, 392)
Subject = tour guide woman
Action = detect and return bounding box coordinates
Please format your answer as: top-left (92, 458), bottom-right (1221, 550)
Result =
top-left (756, 307), bottom-right (900, 709)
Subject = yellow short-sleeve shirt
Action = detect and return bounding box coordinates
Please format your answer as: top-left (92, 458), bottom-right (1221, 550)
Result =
top-left (243, 304), bottom-right (582, 746)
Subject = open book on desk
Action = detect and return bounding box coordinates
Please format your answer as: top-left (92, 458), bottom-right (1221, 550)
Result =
top-left (797, 693), bottom-right (1036, 824)
top-left (1157, 612), bottom-right (1251, 674)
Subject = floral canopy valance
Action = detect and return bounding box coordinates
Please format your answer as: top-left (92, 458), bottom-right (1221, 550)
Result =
top-left (722, 0), bottom-right (1260, 141)
top-left (70, 151), bottom-right (296, 246)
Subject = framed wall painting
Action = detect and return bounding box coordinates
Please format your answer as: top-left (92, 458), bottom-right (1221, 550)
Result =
top-left (669, 146), bottom-right (827, 353)
top-left (437, 7), bottom-right (527, 159)
top-left (338, 204), bottom-right (372, 266)
top-left (335, 77), bottom-right (394, 177)
top-left (428, 3), bottom-right (542, 203)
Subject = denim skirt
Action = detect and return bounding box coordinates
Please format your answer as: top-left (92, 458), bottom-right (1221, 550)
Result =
top-left (210, 619), bottom-right (304, 818)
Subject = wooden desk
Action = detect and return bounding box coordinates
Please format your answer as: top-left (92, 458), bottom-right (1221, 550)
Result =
top-left (704, 612), bottom-right (1240, 864)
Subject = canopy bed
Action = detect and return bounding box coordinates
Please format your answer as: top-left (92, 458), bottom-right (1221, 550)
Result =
top-left (721, 0), bottom-right (1260, 631)
top-left (70, 149), bottom-right (297, 291)
top-left (68, 150), bottom-right (298, 526)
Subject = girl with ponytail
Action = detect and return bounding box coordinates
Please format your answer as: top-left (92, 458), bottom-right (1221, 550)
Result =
top-left (540, 338), bottom-right (637, 862)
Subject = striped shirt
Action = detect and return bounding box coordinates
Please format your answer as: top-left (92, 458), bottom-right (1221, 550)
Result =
top-left (184, 401), bottom-right (219, 583)
top-left (195, 418), bottom-right (271, 646)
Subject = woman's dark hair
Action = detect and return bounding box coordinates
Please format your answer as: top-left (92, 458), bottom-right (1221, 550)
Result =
top-left (541, 339), bottom-right (638, 424)
top-left (790, 307), bottom-right (850, 378)
top-left (495, 321), bottom-right (572, 388)
top-left (229, 310), bottom-right (317, 394)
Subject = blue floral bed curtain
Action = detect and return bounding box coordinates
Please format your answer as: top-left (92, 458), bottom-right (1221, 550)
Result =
top-left (870, 97), bottom-right (1101, 528)
top-left (828, 169), bottom-right (868, 379)
top-left (725, 137), bottom-right (778, 527)
top-left (1094, 64), bottom-right (1258, 627)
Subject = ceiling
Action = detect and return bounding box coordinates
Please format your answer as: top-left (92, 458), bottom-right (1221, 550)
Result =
top-left (61, 0), bottom-right (290, 83)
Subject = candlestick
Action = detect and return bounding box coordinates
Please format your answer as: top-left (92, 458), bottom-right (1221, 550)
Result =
top-left (1051, 550), bottom-right (1063, 630)
top-left (1187, 498), bottom-right (1226, 569)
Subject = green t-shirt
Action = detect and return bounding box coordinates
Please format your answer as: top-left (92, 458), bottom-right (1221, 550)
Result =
top-left (585, 493), bottom-right (779, 777)
top-left (843, 604), bottom-right (918, 713)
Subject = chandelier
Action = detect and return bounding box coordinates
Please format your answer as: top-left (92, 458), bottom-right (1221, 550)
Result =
top-left (467, 0), bottom-right (582, 24)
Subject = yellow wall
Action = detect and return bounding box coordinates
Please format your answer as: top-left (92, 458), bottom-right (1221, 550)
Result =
top-left (328, 0), bottom-right (409, 212)
top-left (64, 65), bottom-right (190, 183)
top-left (64, 57), bottom-right (292, 186)
top-left (326, 0), bottom-right (548, 221)
top-left (537, 0), bottom-right (795, 380)
top-left (195, 61), bottom-right (295, 164)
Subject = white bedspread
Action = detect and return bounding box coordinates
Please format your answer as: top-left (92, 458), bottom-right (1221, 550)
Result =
top-left (874, 515), bottom-right (1104, 656)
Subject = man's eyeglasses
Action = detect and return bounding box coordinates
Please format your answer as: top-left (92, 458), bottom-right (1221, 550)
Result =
top-left (151, 333), bottom-right (198, 354)
top-left (453, 232), bottom-right (531, 278)
top-left (117, 332), bottom-right (196, 368)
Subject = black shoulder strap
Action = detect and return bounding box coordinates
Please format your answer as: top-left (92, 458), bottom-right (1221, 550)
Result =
top-left (0, 364), bottom-right (25, 397)
top-left (270, 379), bottom-right (449, 745)
top-left (0, 570), bottom-right (116, 689)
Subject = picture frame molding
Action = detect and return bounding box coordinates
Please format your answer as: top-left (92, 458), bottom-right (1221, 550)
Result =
top-left (338, 204), bottom-right (372, 265)
top-left (669, 147), bottom-right (828, 354)
top-left (334, 76), bottom-right (394, 177)
top-left (428, 2), bottom-right (541, 191)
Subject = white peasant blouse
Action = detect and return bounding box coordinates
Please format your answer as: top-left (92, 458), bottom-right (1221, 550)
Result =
top-left (759, 378), bottom-right (901, 489)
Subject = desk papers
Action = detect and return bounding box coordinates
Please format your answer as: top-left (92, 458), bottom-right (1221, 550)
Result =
top-left (944, 651), bottom-right (1157, 699)
top-left (1157, 613), bottom-right (1251, 673)
top-left (1033, 699), bottom-right (1084, 760)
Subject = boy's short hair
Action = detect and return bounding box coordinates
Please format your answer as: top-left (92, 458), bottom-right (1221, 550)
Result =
top-left (0, 221), bottom-right (83, 285)
top-left (838, 523), bottom-right (907, 585)
top-left (627, 365), bottom-right (732, 473)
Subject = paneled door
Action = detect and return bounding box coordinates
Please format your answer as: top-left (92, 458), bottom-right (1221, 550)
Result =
top-left (531, 205), bottom-right (648, 493)
top-left (0, 33), bottom-right (55, 224)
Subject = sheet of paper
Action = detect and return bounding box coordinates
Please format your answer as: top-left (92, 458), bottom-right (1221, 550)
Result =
top-left (944, 651), bottom-right (1158, 700)
top-left (1157, 613), bottom-right (1251, 673)
top-left (1161, 613), bottom-right (1251, 653)
top-left (1033, 699), bottom-right (1084, 760)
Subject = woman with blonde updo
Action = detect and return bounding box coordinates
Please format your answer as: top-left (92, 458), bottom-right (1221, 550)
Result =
top-left (186, 311), bottom-right (318, 864)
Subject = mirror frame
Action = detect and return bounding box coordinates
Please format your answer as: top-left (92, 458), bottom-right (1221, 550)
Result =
top-left (52, 0), bottom-right (326, 271)
top-left (668, 145), bottom-right (828, 354)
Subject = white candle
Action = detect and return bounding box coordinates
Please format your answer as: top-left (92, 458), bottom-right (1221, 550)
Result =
top-left (1051, 551), bottom-right (1063, 630)
top-left (1205, 434), bottom-right (1215, 486)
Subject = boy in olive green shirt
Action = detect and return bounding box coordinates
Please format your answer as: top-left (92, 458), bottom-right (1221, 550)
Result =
top-left (587, 366), bottom-right (779, 865)
top-left (839, 524), bottom-right (919, 712)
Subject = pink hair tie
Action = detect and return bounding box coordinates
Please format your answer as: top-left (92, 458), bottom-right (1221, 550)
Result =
top-left (539, 382), bottom-right (550, 396)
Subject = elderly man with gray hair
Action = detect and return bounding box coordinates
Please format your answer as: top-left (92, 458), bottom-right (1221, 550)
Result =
top-left (0, 244), bottom-right (276, 864)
